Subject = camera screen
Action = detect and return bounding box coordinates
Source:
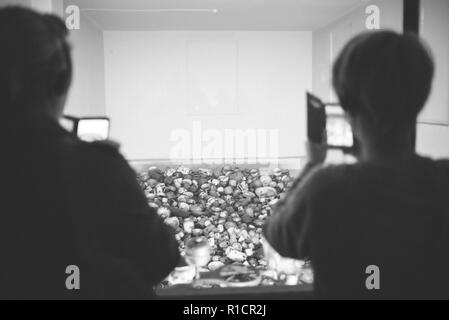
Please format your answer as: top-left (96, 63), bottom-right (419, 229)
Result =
top-left (325, 106), bottom-right (353, 148)
top-left (77, 119), bottom-right (110, 142)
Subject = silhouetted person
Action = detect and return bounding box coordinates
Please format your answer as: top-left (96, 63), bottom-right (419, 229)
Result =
top-left (265, 31), bottom-right (449, 299)
top-left (0, 7), bottom-right (179, 300)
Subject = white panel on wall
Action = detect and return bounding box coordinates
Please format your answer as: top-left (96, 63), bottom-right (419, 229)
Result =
top-left (419, 0), bottom-right (449, 125)
top-left (331, 22), bottom-right (352, 62)
top-left (187, 41), bottom-right (238, 115)
top-left (64, 13), bottom-right (106, 117)
top-left (31, 0), bottom-right (52, 13)
top-left (417, 123), bottom-right (449, 159)
top-left (0, 0), bottom-right (31, 8)
top-left (104, 31), bottom-right (312, 168)
top-left (329, 22), bottom-right (352, 102)
top-left (312, 28), bottom-right (332, 102)
top-left (415, 0), bottom-right (449, 159)
top-left (312, 0), bottom-right (404, 102)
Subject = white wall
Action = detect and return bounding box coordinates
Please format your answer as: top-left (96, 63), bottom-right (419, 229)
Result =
top-left (0, 0), bottom-right (31, 7)
top-left (0, 0), bottom-right (62, 15)
top-left (312, 0), bottom-right (449, 160)
top-left (104, 31), bottom-right (312, 167)
top-left (416, 0), bottom-right (449, 158)
top-left (31, 0), bottom-right (52, 13)
top-left (0, 0), bottom-right (105, 117)
top-left (313, 0), bottom-right (403, 102)
top-left (64, 2), bottom-right (106, 117)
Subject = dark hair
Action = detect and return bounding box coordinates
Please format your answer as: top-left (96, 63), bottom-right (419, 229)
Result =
top-left (0, 6), bottom-right (72, 113)
top-left (333, 31), bottom-right (434, 138)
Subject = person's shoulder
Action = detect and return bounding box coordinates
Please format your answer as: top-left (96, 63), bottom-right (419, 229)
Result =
top-left (306, 163), bottom-right (356, 183)
top-left (434, 158), bottom-right (449, 170)
top-left (76, 140), bottom-right (141, 189)
top-left (73, 140), bottom-right (126, 167)
top-left (431, 158), bottom-right (449, 180)
top-left (71, 139), bottom-right (132, 176)
top-left (301, 163), bottom-right (357, 196)
top-left (79, 140), bottom-right (121, 157)
top-left (57, 128), bottom-right (120, 157)
top-left (411, 155), bottom-right (449, 176)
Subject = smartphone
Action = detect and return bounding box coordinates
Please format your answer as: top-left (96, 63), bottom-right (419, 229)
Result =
top-left (307, 92), bottom-right (354, 149)
top-left (325, 105), bottom-right (354, 149)
top-left (307, 92), bottom-right (326, 144)
top-left (60, 116), bottom-right (111, 142)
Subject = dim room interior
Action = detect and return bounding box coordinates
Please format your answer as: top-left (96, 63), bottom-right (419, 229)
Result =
top-left (2, 0), bottom-right (448, 294)
top-left (6, 0), bottom-right (447, 167)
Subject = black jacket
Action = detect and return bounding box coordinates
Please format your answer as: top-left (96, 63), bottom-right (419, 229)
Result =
top-left (0, 115), bottom-right (179, 300)
top-left (265, 156), bottom-right (449, 300)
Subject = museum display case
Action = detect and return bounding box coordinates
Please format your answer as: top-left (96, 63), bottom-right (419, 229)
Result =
top-left (132, 163), bottom-right (314, 299)
top-left (60, 0), bottom-right (426, 299)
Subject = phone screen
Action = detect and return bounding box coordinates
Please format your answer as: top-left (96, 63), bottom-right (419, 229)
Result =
top-left (325, 106), bottom-right (353, 148)
top-left (307, 92), bottom-right (326, 144)
top-left (77, 119), bottom-right (110, 142)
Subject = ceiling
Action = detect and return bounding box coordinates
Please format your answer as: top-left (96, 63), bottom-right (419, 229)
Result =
top-left (65, 0), bottom-right (370, 31)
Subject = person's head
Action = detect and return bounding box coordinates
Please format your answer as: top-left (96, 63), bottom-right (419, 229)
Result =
top-left (0, 6), bottom-right (72, 121)
top-left (333, 31), bottom-right (434, 154)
